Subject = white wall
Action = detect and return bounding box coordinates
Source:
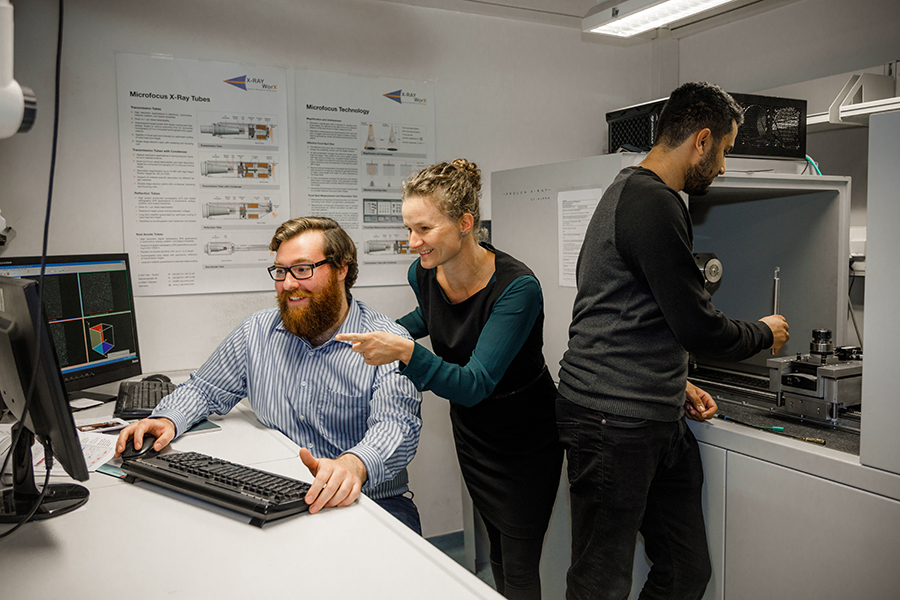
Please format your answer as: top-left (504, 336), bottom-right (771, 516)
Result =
top-left (678, 0), bottom-right (899, 93)
top-left (0, 0), bottom-right (649, 536)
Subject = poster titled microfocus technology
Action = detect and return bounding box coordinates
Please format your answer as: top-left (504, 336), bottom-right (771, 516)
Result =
top-left (297, 70), bottom-right (435, 287)
top-left (116, 53), bottom-right (291, 296)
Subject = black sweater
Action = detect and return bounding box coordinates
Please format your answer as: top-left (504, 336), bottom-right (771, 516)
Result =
top-left (558, 166), bottom-right (773, 421)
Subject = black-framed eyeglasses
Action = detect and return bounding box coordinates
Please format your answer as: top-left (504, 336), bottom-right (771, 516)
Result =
top-left (267, 258), bottom-right (332, 281)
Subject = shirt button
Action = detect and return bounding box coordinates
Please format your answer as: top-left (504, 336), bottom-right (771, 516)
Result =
top-left (299, 415), bottom-right (305, 420)
top-left (301, 381), bottom-right (307, 387)
top-left (308, 351), bottom-right (314, 357)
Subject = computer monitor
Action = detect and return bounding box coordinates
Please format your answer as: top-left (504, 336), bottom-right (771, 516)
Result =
top-left (0, 254), bottom-right (142, 402)
top-left (0, 275), bottom-right (90, 522)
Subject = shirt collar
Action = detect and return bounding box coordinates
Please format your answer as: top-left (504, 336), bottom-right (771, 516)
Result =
top-left (333, 296), bottom-right (361, 347)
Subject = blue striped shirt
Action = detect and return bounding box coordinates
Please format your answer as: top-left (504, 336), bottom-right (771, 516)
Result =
top-left (151, 298), bottom-right (422, 500)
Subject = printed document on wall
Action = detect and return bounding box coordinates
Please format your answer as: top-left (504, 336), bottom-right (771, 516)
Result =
top-left (558, 188), bottom-right (603, 288)
top-left (116, 53), bottom-right (291, 296)
top-left (297, 70), bottom-right (435, 287)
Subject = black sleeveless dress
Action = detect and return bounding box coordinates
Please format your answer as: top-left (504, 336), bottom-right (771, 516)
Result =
top-left (413, 243), bottom-right (562, 538)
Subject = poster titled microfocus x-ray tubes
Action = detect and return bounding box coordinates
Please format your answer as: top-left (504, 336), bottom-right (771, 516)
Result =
top-left (116, 53), bottom-right (291, 296)
top-left (296, 69), bottom-right (435, 287)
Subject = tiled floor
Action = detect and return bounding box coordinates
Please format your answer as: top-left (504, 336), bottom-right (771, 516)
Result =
top-left (427, 531), bottom-right (496, 590)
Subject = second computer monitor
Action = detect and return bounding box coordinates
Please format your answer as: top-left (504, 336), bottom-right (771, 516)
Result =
top-left (0, 254), bottom-right (142, 399)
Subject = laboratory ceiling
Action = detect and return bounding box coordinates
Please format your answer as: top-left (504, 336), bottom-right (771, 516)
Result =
top-left (375, 0), bottom-right (599, 28)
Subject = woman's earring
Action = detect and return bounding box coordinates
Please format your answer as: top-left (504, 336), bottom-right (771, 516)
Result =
top-left (461, 231), bottom-right (467, 237)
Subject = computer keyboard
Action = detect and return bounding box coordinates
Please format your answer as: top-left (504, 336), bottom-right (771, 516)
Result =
top-left (120, 451), bottom-right (312, 527)
top-left (113, 379), bottom-right (177, 419)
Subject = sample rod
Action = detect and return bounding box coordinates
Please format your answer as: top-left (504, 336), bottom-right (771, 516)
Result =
top-left (773, 266), bottom-right (781, 314)
top-left (772, 266), bottom-right (781, 355)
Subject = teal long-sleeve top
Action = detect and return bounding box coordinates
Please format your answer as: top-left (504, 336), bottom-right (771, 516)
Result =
top-left (396, 259), bottom-right (542, 408)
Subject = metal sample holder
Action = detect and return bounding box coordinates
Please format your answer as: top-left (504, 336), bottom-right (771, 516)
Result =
top-left (767, 329), bottom-right (863, 430)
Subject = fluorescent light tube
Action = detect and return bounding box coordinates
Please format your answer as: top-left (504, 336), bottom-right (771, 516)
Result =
top-left (587, 0), bottom-right (739, 37)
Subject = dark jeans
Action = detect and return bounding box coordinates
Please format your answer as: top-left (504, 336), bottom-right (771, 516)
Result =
top-left (556, 395), bottom-right (711, 600)
top-left (374, 493), bottom-right (422, 536)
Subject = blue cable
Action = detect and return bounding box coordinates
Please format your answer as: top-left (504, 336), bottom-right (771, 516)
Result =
top-left (805, 155), bottom-right (823, 175)
top-left (715, 413), bottom-right (784, 432)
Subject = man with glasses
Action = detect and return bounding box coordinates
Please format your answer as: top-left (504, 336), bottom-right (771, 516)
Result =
top-left (116, 217), bottom-right (423, 532)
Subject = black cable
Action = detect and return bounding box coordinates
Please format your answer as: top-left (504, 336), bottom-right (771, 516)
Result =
top-left (0, 0), bottom-right (64, 540)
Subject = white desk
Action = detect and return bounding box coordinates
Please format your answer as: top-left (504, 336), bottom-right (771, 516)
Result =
top-left (1, 398), bottom-right (501, 599)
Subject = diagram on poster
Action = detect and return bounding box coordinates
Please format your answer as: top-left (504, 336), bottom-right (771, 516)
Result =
top-left (297, 70), bottom-right (435, 287)
top-left (116, 54), bottom-right (290, 296)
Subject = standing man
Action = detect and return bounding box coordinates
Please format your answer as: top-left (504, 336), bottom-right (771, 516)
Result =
top-left (116, 217), bottom-right (423, 533)
top-left (556, 82), bottom-right (790, 599)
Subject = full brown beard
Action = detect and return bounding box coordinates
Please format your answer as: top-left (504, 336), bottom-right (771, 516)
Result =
top-left (277, 270), bottom-right (344, 340)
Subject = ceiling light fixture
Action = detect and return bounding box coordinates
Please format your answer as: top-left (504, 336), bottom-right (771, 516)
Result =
top-left (583, 0), bottom-right (741, 38)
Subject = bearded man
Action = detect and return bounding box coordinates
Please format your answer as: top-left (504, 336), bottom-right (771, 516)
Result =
top-left (556, 82), bottom-right (791, 599)
top-left (116, 217), bottom-right (423, 533)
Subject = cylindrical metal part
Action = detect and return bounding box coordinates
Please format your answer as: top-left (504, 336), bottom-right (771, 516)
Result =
top-left (201, 162), bottom-right (230, 176)
top-left (810, 328), bottom-right (834, 355)
top-left (201, 123), bottom-right (243, 136)
top-left (773, 266), bottom-right (781, 315)
top-left (693, 253), bottom-right (723, 288)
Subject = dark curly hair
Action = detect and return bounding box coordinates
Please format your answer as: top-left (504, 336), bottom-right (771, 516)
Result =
top-left (655, 82), bottom-right (745, 149)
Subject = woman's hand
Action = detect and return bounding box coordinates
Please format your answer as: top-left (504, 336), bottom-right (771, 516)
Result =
top-left (335, 331), bottom-right (415, 366)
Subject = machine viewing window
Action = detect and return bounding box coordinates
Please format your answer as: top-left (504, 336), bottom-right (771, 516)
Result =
top-left (0, 254), bottom-right (142, 400)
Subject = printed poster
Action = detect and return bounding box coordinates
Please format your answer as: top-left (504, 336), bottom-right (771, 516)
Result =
top-left (297, 70), bottom-right (435, 287)
top-left (116, 53), bottom-right (291, 296)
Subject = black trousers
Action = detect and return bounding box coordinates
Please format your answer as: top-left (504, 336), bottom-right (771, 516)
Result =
top-left (556, 396), bottom-right (712, 600)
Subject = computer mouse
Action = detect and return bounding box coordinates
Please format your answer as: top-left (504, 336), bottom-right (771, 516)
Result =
top-left (121, 433), bottom-right (163, 461)
top-left (142, 373), bottom-right (172, 383)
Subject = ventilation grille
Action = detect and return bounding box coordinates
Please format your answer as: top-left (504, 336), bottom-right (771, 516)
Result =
top-left (607, 99), bottom-right (666, 153)
top-left (606, 94), bottom-right (807, 159)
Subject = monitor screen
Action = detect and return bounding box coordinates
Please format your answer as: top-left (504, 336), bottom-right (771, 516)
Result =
top-left (0, 275), bottom-right (90, 523)
top-left (0, 254), bottom-right (142, 398)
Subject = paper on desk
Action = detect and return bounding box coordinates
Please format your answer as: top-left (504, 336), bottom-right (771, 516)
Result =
top-left (0, 426), bottom-right (117, 475)
top-left (75, 416), bottom-right (130, 434)
top-left (44, 431), bottom-right (117, 474)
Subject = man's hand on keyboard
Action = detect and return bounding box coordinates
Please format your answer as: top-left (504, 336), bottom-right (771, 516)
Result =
top-left (115, 417), bottom-right (176, 458)
top-left (299, 448), bottom-right (368, 514)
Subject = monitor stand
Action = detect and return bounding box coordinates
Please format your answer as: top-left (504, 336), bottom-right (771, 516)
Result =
top-left (0, 423), bottom-right (89, 522)
top-left (66, 390), bottom-right (117, 411)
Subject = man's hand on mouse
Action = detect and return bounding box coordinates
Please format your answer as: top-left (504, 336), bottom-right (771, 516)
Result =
top-left (299, 449), bottom-right (367, 514)
top-left (115, 417), bottom-right (176, 458)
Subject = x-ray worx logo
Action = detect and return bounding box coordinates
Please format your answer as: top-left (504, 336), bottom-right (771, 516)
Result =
top-left (383, 90), bottom-right (427, 105)
top-left (224, 75), bottom-right (277, 92)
